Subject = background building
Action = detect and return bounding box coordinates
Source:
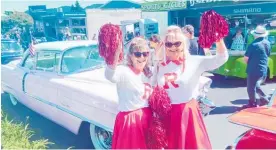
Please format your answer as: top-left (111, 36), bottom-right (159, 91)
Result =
top-left (28, 3), bottom-right (86, 41)
top-left (86, 0), bottom-right (141, 40)
top-left (141, 0), bottom-right (187, 36)
top-left (141, 0), bottom-right (276, 49)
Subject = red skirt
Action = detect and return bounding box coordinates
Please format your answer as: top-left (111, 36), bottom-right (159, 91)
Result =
top-left (168, 99), bottom-right (212, 149)
top-left (112, 107), bottom-right (152, 149)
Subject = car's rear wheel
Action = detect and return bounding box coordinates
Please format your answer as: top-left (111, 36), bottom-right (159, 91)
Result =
top-left (90, 124), bottom-right (112, 149)
top-left (9, 93), bottom-right (18, 106)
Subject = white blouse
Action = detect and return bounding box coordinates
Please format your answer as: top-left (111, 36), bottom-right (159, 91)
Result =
top-left (105, 65), bottom-right (153, 112)
top-left (154, 52), bottom-right (229, 104)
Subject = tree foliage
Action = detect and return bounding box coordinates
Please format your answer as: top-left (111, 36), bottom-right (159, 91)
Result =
top-left (1, 11), bottom-right (34, 34)
top-left (70, 0), bottom-right (84, 12)
top-left (70, 4), bottom-right (75, 12)
top-left (2, 11), bottom-right (33, 27)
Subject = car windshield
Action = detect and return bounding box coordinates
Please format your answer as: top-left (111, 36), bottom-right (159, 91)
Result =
top-left (61, 45), bottom-right (104, 74)
top-left (1, 41), bottom-right (22, 51)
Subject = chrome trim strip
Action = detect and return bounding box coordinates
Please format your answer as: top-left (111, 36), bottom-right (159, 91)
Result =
top-left (22, 72), bottom-right (28, 92)
top-left (23, 91), bottom-right (113, 132)
top-left (229, 120), bottom-right (276, 134)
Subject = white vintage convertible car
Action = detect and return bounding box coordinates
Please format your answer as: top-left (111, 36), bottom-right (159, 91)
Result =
top-left (1, 40), bottom-right (214, 149)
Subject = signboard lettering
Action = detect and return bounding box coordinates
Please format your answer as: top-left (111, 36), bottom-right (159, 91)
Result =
top-left (189, 0), bottom-right (222, 7)
top-left (142, 1), bottom-right (187, 12)
top-left (233, 8), bottom-right (262, 14)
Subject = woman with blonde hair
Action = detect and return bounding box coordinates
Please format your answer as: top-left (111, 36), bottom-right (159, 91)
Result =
top-left (102, 29), bottom-right (153, 148)
top-left (153, 25), bottom-right (229, 149)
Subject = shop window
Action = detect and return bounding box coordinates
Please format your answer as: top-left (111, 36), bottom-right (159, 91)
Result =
top-left (58, 19), bottom-right (69, 27)
top-left (71, 28), bottom-right (86, 34)
top-left (72, 19), bottom-right (85, 26)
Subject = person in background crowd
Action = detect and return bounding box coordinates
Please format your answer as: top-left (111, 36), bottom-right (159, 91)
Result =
top-left (102, 26), bottom-right (153, 148)
top-left (125, 31), bottom-right (129, 41)
top-left (76, 35), bottom-right (81, 40)
top-left (130, 32), bottom-right (134, 39)
top-left (5, 34), bottom-right (10, 39)
top-left (243, 25), bottom-right (271, 109)
top-left (182, 25), bottom-right (199, 55)
top-left (135, 26), bottom-right (140, 37)
top-left (152, 25), bottom-right (228, 149)
top-left (231, 28), bottom-right (245, 51)
top-left (234, 19), bottom-right (240, 28)
top-left (149, 34), bottom-right (164, 66)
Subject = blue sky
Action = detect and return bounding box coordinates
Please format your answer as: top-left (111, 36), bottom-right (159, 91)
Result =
top-left (1, 0), bottom-right (143, 13)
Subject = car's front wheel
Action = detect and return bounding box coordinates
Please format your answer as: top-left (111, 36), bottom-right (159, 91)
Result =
top-left (90, 124), bottom-right (113, 149)
top-left (9, 93), bottom-right (18, 106)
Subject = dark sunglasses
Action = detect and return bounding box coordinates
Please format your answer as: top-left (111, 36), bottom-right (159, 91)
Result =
top-left (133, 52), bottom-right (149, 58)
top-left (165, 41), bottom-right (182, 48)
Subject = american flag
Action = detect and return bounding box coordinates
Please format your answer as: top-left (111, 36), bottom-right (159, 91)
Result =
top-left (29, 40), bottom-right (36, 57)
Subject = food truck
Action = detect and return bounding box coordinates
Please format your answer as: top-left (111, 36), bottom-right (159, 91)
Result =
top-left (211, 20), bottom-right (276, 79)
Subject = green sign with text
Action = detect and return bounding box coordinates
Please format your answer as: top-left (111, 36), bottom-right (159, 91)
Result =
top-left (142, 1), bottom-right (187, 12)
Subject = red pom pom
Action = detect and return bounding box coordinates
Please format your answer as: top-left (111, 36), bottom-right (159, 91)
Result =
top-left (147, 116), bottom-right (168, 149)
top-left (199, 10), bottom-right (229, 48)
top-left (98, 24), bottom-right (124, 65)
top-left (149, 86), bottom-right (172, 119)
top-left (147, 86), bottom-right (171, 149)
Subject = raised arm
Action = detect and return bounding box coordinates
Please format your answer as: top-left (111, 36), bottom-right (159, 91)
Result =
top-left (199, 39), bottom-right (229, 72)
top-left (151, 63), bottom-right (159, 87)
top-left (104, 43), bottom-right (123, 83)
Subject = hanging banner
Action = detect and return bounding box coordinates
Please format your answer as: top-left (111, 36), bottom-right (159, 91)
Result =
top-left (141, 0), bottom-right (187, 12)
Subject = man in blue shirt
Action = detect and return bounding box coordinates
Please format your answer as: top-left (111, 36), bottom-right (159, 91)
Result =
top-left (243, 26), bottom-right (271, 108)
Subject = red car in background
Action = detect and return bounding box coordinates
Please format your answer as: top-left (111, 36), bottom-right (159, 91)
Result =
top-left (228, 89), bottom-right (276, 149)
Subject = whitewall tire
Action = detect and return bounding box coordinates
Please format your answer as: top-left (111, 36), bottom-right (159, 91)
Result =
top-left (90, 124), bottom-right (112, 149)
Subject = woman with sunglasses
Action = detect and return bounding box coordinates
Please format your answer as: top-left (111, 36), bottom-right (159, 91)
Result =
top-left (104, 37), bottom-right (153, 149)
top-left (153, 25), bottom-right (228, 149)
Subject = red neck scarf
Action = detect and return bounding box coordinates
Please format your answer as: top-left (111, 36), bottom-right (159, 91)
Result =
top-left (161, 57), bottom-right (184, 66)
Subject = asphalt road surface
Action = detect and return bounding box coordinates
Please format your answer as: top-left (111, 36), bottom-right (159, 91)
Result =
top-left (1, 76), bottom-right (276, 149)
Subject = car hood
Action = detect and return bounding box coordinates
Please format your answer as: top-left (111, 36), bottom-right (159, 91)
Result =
top-left (228, 106), bottom-right (276, 134)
